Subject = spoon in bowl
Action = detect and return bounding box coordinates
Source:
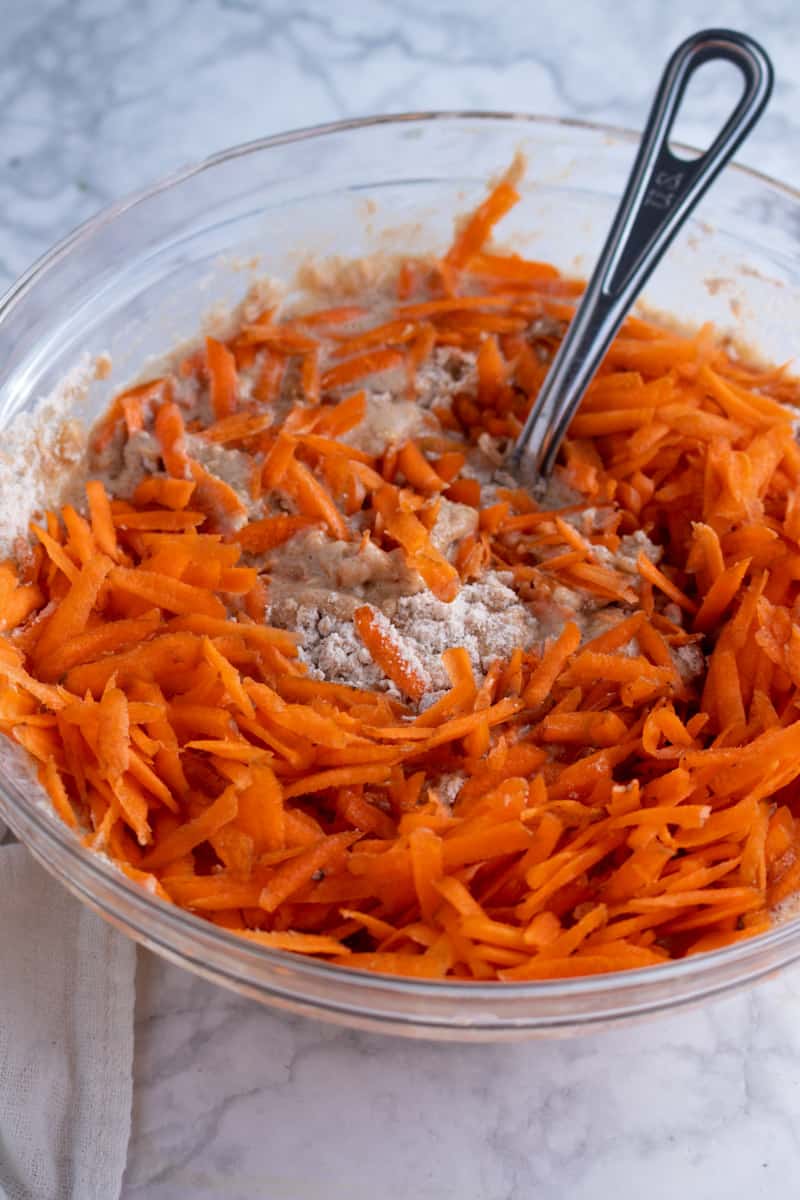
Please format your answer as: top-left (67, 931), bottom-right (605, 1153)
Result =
top-left (509, 27), bottom-right (774, 487)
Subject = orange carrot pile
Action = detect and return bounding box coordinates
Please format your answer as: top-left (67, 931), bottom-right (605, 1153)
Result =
top-left (2, 164), bottom-right (800, 982)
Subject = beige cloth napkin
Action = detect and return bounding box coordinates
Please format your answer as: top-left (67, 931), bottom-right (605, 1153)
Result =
top-left (0, 844), bottom-right (136, 1200)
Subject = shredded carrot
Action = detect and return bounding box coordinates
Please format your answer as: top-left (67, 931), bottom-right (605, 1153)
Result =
top-left (637, 552), bottom-right (698, 613)
top-left (354, 605), bottom-right (427, 702)
top-left (154, 400), bottom-right (191, 478)
top-left (321, 348), bottom-right (404, 391)
top-left (140, 786), bottom-right (239, 870)
top-left (466, 251), bottom-right (559, 284)
top-left (445, 177), bottom-right (520, 270)
top-left (205, 336), bottom-right (238, 419)
top-left (476, 336), bottom-right (506, 407)
top-left (239, 930), bottom-right (350, 955)
top-left (30, 524), bottom-right (79, 584)
top-left (40, 757), bottom-right (77, 829)
top-left (259, 833), bottom-right (357, 912)
top-left (5, 160), bottom-right (800, 982)
top-left (523, 623), bottom-right (580, 708)
top-left (86, 480), bottom-right (120, 561)
top-left (132, 477), bottom-right (196, 509)
top-left (374, 486), bottom-right (460, 602)
top-left (33, 555), bottom-right (113, 673)
top-left (108, 566), bottom-right (226, 618)
top-left (284, 459), bottom-right (350, 541)
top-left (397, 441), bottom-right (444, 495)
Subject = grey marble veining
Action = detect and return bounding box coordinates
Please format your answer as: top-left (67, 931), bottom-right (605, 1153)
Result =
top-left (2, 0), bottom-right (800, 291)
top-left (4, 1), bottom-right (800, 1196)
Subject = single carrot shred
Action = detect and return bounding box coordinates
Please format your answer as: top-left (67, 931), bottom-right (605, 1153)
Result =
top-left (354, 605), bottom-right (427, 703)
top-left (205, 336), bottom-right (238, 419)
top-left (445, 178), bottom-right (520, 270)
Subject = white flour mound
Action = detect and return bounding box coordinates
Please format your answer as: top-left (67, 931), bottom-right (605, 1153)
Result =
top-left (269, 552), bottom-right (540, 701)
top-left (415, 347), bottom-right (477, 411)
top-left (0, 354), bottom-right (105, 559)
top-left (279, 596), bottom-right (399, 696)
top-left (385, 572), bottom-right (540, 695)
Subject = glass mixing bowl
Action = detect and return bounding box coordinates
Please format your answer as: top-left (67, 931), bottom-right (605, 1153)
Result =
top-left (2, 114), bottom-right (800, 1040)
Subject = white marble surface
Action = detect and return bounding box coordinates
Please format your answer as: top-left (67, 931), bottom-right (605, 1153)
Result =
top-left (4, 1), bottom-right (800, 1196)
top-left (123, 958), bottom-right (800, 1200)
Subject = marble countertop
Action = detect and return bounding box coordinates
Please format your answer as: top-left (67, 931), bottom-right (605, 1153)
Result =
top-left (4, 1), bottom-right (800, 1196)
top-left (125, 958), bottom-right (800, 1200)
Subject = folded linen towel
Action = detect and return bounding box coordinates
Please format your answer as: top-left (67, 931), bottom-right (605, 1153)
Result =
top-left (0, 844), bottom-right (135, 1200)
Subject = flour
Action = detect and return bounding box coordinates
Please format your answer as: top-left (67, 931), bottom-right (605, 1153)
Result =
top-left (343, 391), bottom-right (437, 455)
top-left (429, 498), bottom-right (479, 555)
top-left (184, 435), bottom-right (257, 509)
top-left (614, 531), bottom-right (663, 571)
top-left (0, 354), bottom-right (104, 558)
top-left (773, 891), bottom-right (800, 927)
top-left (266, 532), bottom-right (423, 694)
top-left (462, 445), bottom-right (504, 486)
top-left (430, 771), bottom-right (466, 808)
top-left (93, 430), bottom-right (162, 498)
top-left (274, 594), bottom-right (401, 697)
top-left (476, 432), bottom-right (508, 469)
top-left (385, 573), bottom-right (539, 691)
top-left (538, 472), bottom-right (582, 510)
top-left (671, 641), bottom-right (705, 683)
top-left (268, 557), bottom-right (540, 702)
top-left (294, 254), bottom-right (408, 303)
top-left (461, 434), bottom-right (525, 507)
top-left (415, 347), bottom-right (477, 411)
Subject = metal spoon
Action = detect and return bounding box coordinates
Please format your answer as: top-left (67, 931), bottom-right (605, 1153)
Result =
top-left (509, 28), bottom-right (773, 486)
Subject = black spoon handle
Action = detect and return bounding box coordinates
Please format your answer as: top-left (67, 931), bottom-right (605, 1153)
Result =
top-left (511, 28), bottom-right (774, 482)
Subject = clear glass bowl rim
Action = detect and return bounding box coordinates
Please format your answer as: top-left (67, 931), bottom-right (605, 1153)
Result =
top-left (3, 109), bottom-right (800, 1027)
